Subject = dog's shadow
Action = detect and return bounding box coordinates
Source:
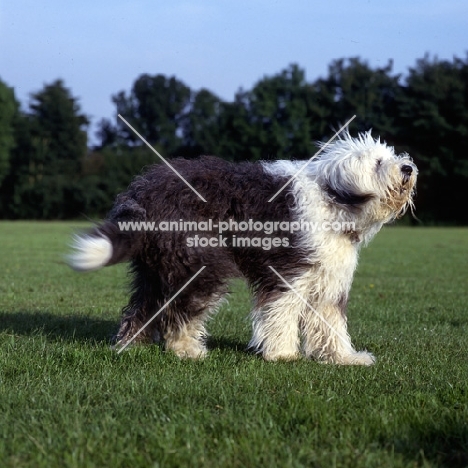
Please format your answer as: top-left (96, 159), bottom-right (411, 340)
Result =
top-left (207, 336), bottom-right (247, 353)
top-left (0, 310), bottom-right (118, 343)
top-left (0, 310), bottom-right (248, 352)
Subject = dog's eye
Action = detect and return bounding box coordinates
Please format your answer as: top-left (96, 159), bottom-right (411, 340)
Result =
top-left (375, 159), bottom-right (382, 169)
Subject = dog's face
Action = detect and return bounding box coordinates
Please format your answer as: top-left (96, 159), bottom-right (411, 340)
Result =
top-left (316, 132), bottom-right (417, 222)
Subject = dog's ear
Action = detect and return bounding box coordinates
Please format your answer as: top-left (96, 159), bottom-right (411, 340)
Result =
top-left (324, 184), bottom-right (374, 206)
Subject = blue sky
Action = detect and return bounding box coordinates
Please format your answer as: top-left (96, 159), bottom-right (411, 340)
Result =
top-left (1, 0), bottom-right (467, 142)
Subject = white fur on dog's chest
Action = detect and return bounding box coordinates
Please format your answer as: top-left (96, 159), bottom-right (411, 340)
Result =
top-left (306, 233), bottom-right (359, 303)
top-left (264, 159), bottom-right (363, 303)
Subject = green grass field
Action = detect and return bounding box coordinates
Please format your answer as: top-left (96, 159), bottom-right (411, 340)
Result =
top-left (0, 222), bottom-right (467, 467)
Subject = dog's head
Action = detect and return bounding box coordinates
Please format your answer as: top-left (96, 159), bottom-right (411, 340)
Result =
top-left (314, 131), bottom-right (417, 223)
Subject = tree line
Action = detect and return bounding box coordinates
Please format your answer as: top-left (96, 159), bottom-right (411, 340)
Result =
top-left (1, 55), bottom-right (467, 223)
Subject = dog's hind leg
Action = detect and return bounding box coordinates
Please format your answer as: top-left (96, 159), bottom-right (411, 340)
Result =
top-left (113, 308), bottom-right (155, 349)
top-left (163, 292), bottom-right (227, 359)
top-left (163, 312), bottom-right (209, 359)
top-left (164, 283), bottom-right (227, 359)
top-left (113, 261), bottom-right (164, 350)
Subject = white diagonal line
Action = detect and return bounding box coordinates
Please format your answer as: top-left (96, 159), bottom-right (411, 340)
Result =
top-left (267, 115), bottom-right (356, 202)
top-left (116, 266), bottom-right (206, 354)
top-left (118, 114), bottom-right (207, 203)
top-left (268, 266), bottom-right (350, 347)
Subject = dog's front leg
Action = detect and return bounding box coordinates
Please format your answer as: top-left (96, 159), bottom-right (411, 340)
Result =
top-left (301, 298), bottom-right (375, 366)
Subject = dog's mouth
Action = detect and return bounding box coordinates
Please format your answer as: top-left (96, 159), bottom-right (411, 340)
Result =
top-left (384, 165), bottom-right (417, 218)
top-left (399, 183), bottom-right (410, 196)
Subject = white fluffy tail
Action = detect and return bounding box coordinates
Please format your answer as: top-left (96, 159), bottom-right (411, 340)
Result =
top-left (67, 234), bottom-right (113, 272)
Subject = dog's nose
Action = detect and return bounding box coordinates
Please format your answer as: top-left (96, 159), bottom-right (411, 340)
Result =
top-left (401, 165), bottom-right (413, 176)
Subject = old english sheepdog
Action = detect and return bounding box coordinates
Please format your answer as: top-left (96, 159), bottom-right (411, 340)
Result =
top-left (68, 131), bottom-right (417, 365)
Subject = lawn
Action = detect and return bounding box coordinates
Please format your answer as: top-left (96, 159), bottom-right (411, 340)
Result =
top-left (0, 222), bottom-right (467, 467)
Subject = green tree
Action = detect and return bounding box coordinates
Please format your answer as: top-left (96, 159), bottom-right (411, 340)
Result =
top-left (95, 117), bottom-right (119, 149)
top-left (398, 54), bottom-right (468, 223)
top-left (75, 145), bottom-right (160, 217)
top-left (245, 64), bottom-right (316, 160)
top-left (179, 88), bottom-right (223, 157)
top-left (113, 74), bottom-right (191, 155)
top-left (320, 58), bottom-right (402, 140)
top-left (215, 65), bottom-right (327, 161)
top-left (1, 80), bottom-right (89, 218)
top-left (210, 89), bottom-right (254, 162)
top-left (29, 79), bottom-right (88, 176)
top-left (0, 79), bottom-right (19, 186)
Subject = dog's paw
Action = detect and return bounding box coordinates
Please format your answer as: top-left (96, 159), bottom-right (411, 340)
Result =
top-left (111, 331), bottom-right (153, 351)
top-left (167, 342), bottom-right (208, 359)
top-left (339, 351), bottom-right (376, 366)
top-left (262, 351), bottom-right (301, 362)
top-left (110, 338), bottom-right (141, 352)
